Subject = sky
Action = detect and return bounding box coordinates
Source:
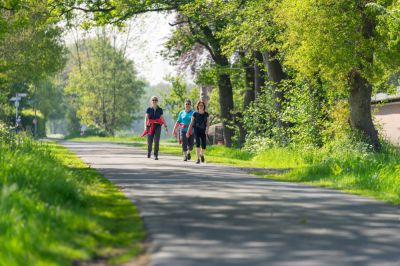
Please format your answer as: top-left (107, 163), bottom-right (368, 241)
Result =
top-left (64, 12), bottom-right (177, 86)
top-left (123, 12), bottom-right (177, 85)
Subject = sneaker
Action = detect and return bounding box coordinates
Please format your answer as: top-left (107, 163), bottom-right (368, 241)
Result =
top-left (187, 153), bottom-right (191, 160)
top-left (155, 156), bottom-right (158, 160)
top-left (201, 155), bottom-right (205, 163)
top-left (147, 154), bottom-right (151, 158)
top-left (196, 159), bottom-right (200, 164)
top-left (183, 155), bottom-right (187, 161)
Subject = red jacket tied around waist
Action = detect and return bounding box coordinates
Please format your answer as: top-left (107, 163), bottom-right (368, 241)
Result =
top-left (141, 118), bottom-right (164, 137)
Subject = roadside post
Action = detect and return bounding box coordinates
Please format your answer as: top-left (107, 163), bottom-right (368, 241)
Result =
top-left (9, 93), bottom-right (28, 129)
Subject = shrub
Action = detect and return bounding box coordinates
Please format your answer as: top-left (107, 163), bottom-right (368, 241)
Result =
top-left (20, 109), bottom-right (46, 137)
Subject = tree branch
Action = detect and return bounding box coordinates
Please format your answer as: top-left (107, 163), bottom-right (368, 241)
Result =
top-left (196, 38), bottom-right (217, 61)
top-left (169, 20), bottom-right (189, 27)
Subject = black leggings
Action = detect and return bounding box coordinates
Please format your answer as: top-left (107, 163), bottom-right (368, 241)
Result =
top-left (195, 128), bottom-right (207, 149)
top-left (181, 131), bottom-right (194, 152)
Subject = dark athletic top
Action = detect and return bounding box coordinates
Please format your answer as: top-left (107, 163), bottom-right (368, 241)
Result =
top-left (193, 111), bottom-right (209, 130)
top-left (146, 107), bottom-right (163, 119)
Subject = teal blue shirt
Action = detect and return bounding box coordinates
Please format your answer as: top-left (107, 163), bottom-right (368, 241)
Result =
top-left (177, 109), bottom-right (194, 132)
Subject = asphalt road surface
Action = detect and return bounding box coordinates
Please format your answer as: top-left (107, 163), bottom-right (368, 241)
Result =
top-left (62, 141), bottom-right (400, 266)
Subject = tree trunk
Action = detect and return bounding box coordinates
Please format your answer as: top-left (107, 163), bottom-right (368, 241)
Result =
top-left (243, 58), bottom-right (256, 107)
top-left (262, 50), bottom-right (286, 128)
top-left (348, 70), bottom-right (380, 151)
top-left (198, 25), bottom-right (235, 147)
top-left (239, 53), bottom-right (256, 147)
top-left (217, 72), bottom-right (235, 147)
top-left (345, 5), bottom-right (380, 151)
top-left (253, 51), bottom-right (266, 97)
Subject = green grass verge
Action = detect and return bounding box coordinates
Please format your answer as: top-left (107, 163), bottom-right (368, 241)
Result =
top-left (0, 140), bottom-right (146, 265)
top-left (256, 143), bottom-right (400, 205)
top-left (66, 136), bottom-right (400, 205)
top-left (160, 142), bottom-right (400, 205)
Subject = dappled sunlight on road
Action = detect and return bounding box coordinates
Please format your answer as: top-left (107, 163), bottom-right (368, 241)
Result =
top-left (62, 141), bottom-right (400, 266)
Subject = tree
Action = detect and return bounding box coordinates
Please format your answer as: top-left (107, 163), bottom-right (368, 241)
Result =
top-left (161, 76), bottom-right (199, 120)
top-left (218, 0), bottom-right (288, 129)
top-left (53, 0), bottom-right (238, 146)
top-left (65, 32), bottom-right (145, 135)
top-left (164, 4), bottom-right (237, 146)
top-left (276, 0), bottom-right (400, 150)
top-left (0, 1), bottom-right (66, 123)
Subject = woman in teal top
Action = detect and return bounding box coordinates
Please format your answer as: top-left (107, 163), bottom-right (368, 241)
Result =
top-left (172, 99), bottom-right (194, 161)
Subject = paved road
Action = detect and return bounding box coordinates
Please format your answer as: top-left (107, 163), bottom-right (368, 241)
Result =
top-left (62, 141), bottom-right (400, 266)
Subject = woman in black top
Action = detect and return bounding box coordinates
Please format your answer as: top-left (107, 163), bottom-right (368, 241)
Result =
top-left (187, 100), bottom-right (210, 164)
top-left (144, 96), bottom-right (168, 160)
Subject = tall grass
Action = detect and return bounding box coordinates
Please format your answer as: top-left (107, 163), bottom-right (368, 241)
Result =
top-left (0, 138), bottom-right (145, 265)
top-left (262, 140), bottom-right (400, 204)
top-left (160, 138), bottom-right (400, 204)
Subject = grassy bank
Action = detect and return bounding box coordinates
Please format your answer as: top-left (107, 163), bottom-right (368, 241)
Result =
top-left (0, 139), bottom-right (145, 265)
top-left (261, 142), bottom-right (400, 204)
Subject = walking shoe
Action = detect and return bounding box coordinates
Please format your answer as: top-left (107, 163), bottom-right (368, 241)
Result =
top-left (201, 155), bottom-right (205, 163)
top-left (187, 152), bottom-right (191, 160)
top-left (183, 155), bottom-right (187, 161)
top-left (147, 153), bottom-right (151, 158)
top-left (196, 159), bottom-right (200, 164)
top-left (155, 156), bottom-right (158, 160)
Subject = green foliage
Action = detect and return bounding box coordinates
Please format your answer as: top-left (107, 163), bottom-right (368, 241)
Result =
top-left (65, 32), bottom-right (145, 135)
top-left (32, 77), bottom-right (66, 121)
top-left (82, 125), bottom-right (111, 137)
top-left (267, 138), bottom-right (400, 204)
top-left (0, 1), bottom-right (67, 125)
top-left (0, 141), bottom-right (145, 265)
top-left (242, 87), bottom-right (276, 143)
top-left (217, 0), bottom-right (278, 55)
top-left (20, 109), bottom-right (46, 137)
top-left (161, 76), bottom-right (197, 120)
top-left (276, 0), bottom-right (400, 91)
top-left (0, 122), bottom-right (17, 147)
top-left (281, 80), bottom-right (328, 146)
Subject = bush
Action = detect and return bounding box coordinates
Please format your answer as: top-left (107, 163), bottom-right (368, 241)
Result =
top-left (0, 122), bottom-right (16, 146)
top-left (67, 125), bottom-right (111, 138)
top-left (84, 125), bottom-right (111, 137)
top-left (0, 122), bottom-right (30, 148)
top-left (20, 109), bottom-right (46, 137)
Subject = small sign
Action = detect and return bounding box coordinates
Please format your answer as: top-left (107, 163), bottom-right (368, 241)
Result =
top-left (16, 93), bottom-right (28, 97)
top-left (10, 97), bottom-right (21, 101)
